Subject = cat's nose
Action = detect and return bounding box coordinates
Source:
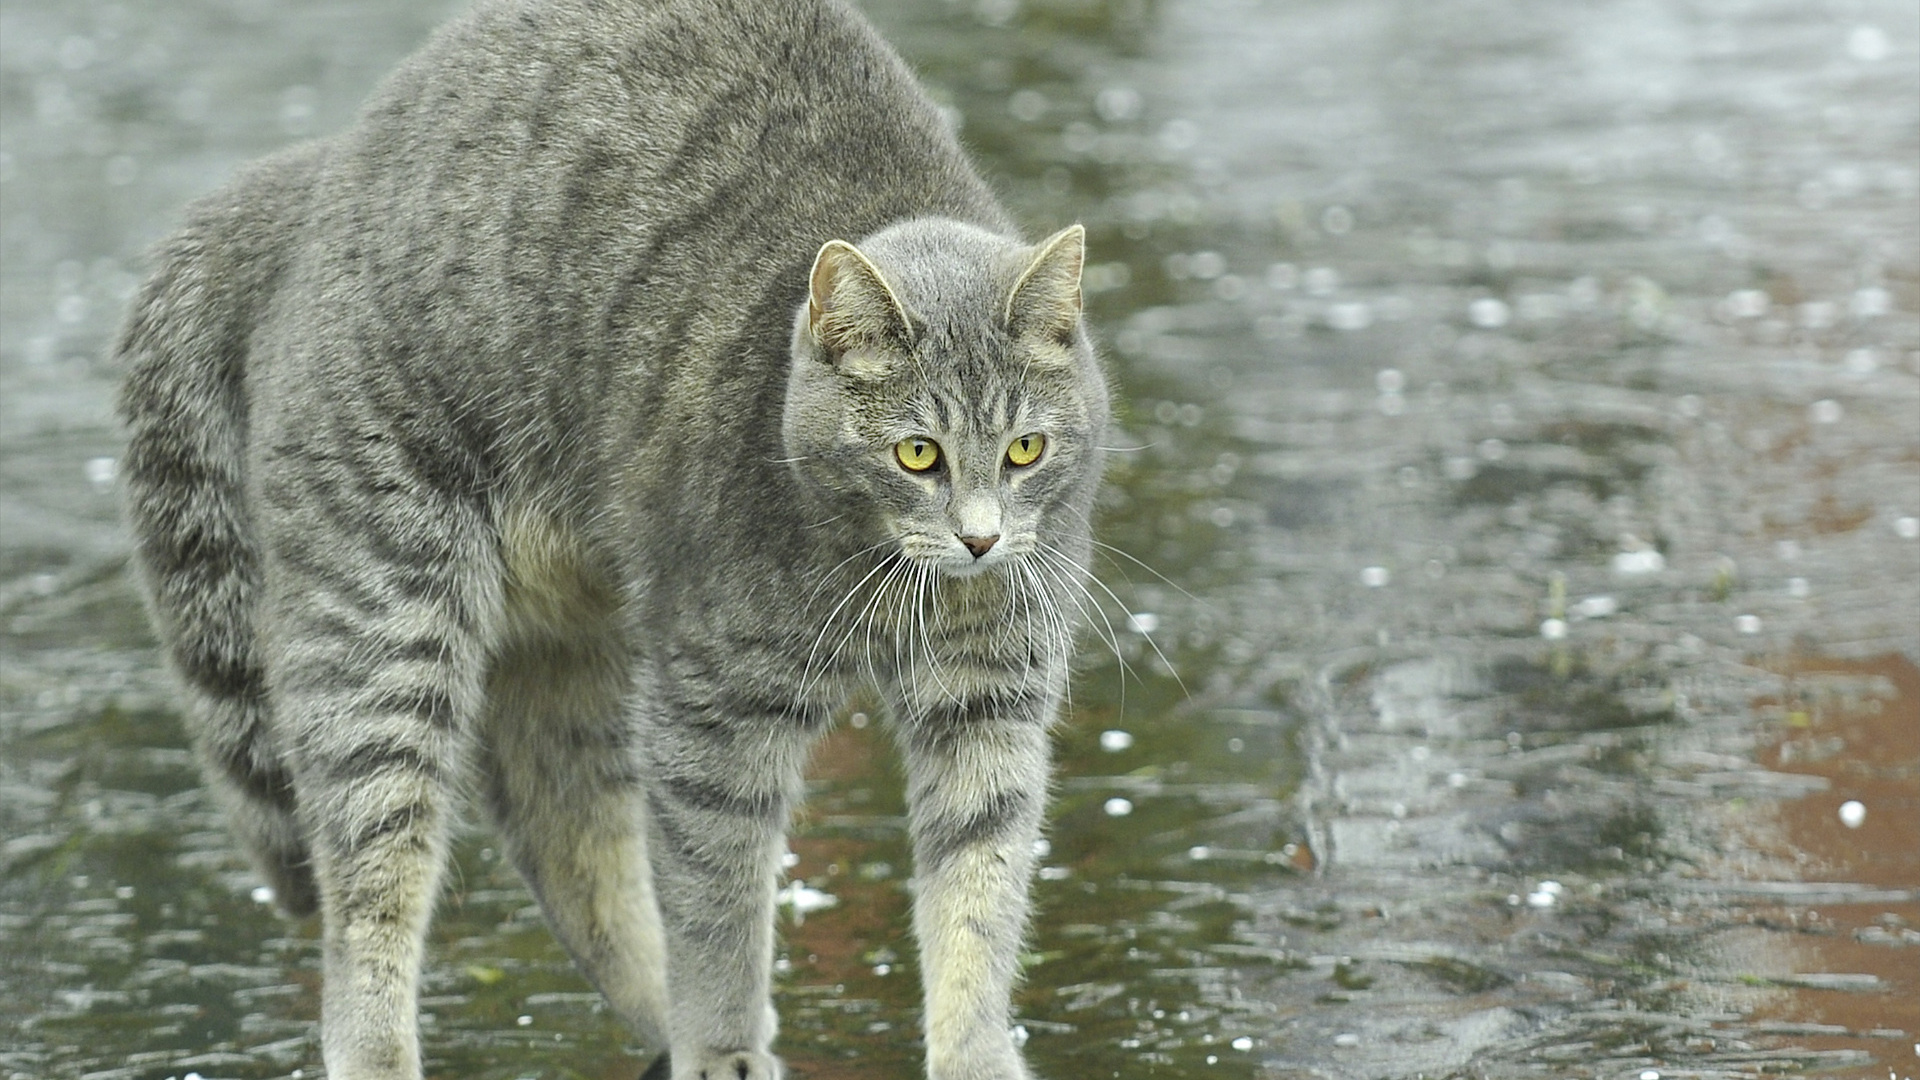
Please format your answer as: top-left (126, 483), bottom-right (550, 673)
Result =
top-left (958, 534), bottom-right (999, 558)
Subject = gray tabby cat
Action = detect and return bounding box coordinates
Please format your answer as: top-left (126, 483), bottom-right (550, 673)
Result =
top-left (116, 0), bottom-right (1107, 1077)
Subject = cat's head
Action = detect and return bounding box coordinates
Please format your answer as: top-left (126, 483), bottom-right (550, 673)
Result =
top-left (784, 217), bottom-right (1108, 578)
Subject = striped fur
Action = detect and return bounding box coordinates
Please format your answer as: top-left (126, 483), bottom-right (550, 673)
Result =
top-left (117, 2), bottom-right (1107, 1079)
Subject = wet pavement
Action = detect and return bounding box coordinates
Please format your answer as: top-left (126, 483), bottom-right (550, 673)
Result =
top-left (2, 0), bottom-right (1917, 1077)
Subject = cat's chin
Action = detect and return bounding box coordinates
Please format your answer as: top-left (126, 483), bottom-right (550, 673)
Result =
top-left (936, 558), bottom-right (996, 579)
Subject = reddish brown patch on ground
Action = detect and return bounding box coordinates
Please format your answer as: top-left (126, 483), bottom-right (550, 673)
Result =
top-left (1751, 655), bottom-right (1920, 1073)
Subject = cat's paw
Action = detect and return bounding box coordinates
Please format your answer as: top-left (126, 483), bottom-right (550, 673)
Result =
top-left (673, 1049), bottom-right (781, 1080)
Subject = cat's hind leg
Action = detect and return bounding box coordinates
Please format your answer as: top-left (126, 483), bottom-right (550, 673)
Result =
top-left (260, 472), bottom-right (499, 1080)
top-left (478, 511), bottom-right (670, 1053)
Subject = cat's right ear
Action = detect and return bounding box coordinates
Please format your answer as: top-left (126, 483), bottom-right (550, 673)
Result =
top-left (807, 240), bottom-right (914, 375)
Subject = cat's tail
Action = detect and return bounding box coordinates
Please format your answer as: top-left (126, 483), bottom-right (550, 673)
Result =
top-left (117, 144), bottom-right (325, 917)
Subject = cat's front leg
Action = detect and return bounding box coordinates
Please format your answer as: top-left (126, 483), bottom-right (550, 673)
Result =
top-left (639, 675), bottom-right (819, 1080)
top-left (898, 695), bottom-right (1052, 1080)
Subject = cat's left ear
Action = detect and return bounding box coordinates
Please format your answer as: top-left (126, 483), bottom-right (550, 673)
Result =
top-left (1006, 224), bottom-right (1085, 348)
top-left (807, 239), bottom-right (914, 373)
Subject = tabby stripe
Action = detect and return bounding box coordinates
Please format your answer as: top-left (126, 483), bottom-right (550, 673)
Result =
top-left (177, 650), bottom-right (263, 700)
top-left (911, 686), bottom-right (1047, 735)
top-left (656, 772), bottom-right (783, 821)
top-left (644, 790), bottom-right (734, 877)
top-left (365, 685), bottom-right (459, 731)
top-left (915, 787), bottom-right (1032, 874)
top-left (339, 799), bottom-right (432, 856)
top-left (211, 741), bottom-right (299, 810)
top-left (655, 79), bottom-right (769, 191)
top-left (319, 741), bottom-right (440, 784)
top-left (717, 692), bottom-right (827, 731)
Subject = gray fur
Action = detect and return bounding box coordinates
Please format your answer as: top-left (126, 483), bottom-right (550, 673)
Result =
top-left (116, 2), bottom-right (1107, 1079)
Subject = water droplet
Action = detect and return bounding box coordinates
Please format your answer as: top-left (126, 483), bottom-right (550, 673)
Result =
top-left (1232, 1036), bottom-right (1253, 1051)
top-left (1571, 595), bottom-right (1618, 619)
top-left (1189, 251), bottom-right (1226, 279)
top-left (1640, 1070), bottom-right (1661, 1080)
top-left (1809, 399), bottom-right (1843, 424)
top-left (1848, 25), bottom-right (1889, 62)
top-left (1103, 797), bottom-right (1133, 817)
top-left (1468, 297), bottom-right (1510, 329)
top-left (280, 85), bottom-right (318, 136)
top-left (517, 1014), bottom-right (533, 1027)
top-left (84, 456), bottom-right (116, 489)
top-left (250, 885), bottom-right (275, 905)
top-left (1189, 845), bottom-right (1211, 860)
top-left (1843, 348), bottom-right (1880, 375)
top-left (1838, 800), bottom-right (1866, 828)
top-left (1476, 438), bottom-right (1508, 462)
top-left (1611, 550), bottom-right (1667, 575)
top-left (1327, 301), bottom-right (1372, 331)
top-left (1303, 266), bottom-right (1339, 295)
top-left (1374, 368), bottom-right (1405, 394)
top-left (1787, 577), bottom-right (1810, 598)
top-left (1334, 1032), bottom-right (1360, 1048)
top-left (1540, 618), bottom-right (1568, 641)
top-left (779, 881), bottom-right (838, 916)
top-left (1850, 286), bottom-right (1890, 318)
top-left (1032, 838), bottom-right (1050, 858)
top-left (1008, 89), bottom-right (1047, 122)
top-left (1157, 118), bottom-right (1199, 151)
top-left (1098, 729), bottom-right (1134, 752)
top-left (1895, 516), bottom-right (1919, 539)
top-left (1735, 614), bottom-right (1762, 635)
top-left (1126, 612), bottom-right (1159, 634)
top-left (1800, 301), bottom-right (1837, 329)
top-left (1094, 86), bottom-right (1141, 123)
top-left (1360, 566), bottom-right (1390, 588)
top-left (1724, 289), bottom-right (1769, 318)
top-left (850, 711), bottom-right (869, 728)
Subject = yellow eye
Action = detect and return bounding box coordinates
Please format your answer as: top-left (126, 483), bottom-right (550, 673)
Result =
top-left (895, 437), bottom-right (941, 472)
top-left (1006, 433), bottom-right (1046, 467)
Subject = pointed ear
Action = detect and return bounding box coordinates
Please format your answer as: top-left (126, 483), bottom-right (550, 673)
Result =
top-left (1005, 224), bottom-right (1085, 347)
top-left (807, 240), bottom-right (914, 361)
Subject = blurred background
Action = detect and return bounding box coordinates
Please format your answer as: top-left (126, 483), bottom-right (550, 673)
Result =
top-left (1, 1), bottom-right (1916, 1077)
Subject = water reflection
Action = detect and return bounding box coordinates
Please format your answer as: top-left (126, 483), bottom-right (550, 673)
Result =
top-left (3, 0), bottom-right (1917, 1077)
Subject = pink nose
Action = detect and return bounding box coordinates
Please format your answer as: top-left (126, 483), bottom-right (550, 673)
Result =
top-left (959, 534), bottom-right (999, 558)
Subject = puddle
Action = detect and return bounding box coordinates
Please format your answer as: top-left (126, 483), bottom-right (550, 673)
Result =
top-left (3, 0), bottom-right (1918, 1077)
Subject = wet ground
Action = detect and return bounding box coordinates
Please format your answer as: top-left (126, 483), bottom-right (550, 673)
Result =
top-left (2, 0), bottom-right (1917, 1077)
